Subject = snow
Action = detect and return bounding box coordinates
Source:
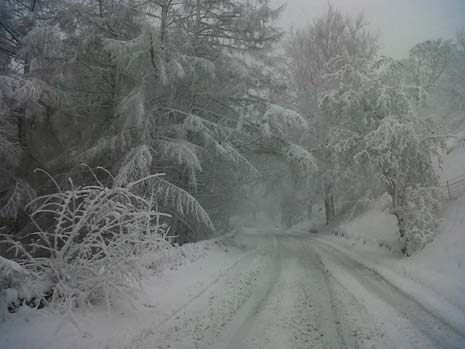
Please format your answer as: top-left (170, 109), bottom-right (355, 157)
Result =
top-left (311, 145), bottom-right (465, 337)
top-left (2, 220), bottom-right (465, 348)
top-left (330, 197), bottom-right (402, 252)
top-left (2, 147), bottom-right (465, 348)
top-left (0, 237), bottom-right (247, 349)
top-left (0, 256), bottom-right (44, 322)
top-left (315, 236), bottom-right (465, 337)
top-left (446, 129), bottom-right (465, 155)
top-left (441, 142), bottom-right (465, 183)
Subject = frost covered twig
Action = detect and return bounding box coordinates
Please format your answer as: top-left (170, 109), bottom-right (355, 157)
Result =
top-left (2, 170), bottom-right (173, 313)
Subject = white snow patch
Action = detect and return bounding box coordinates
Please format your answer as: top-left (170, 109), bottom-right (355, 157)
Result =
top-left (441, 144), bottom-right (465, 182)
top-left (0, 236), bottom-right (246, 349)
top-left (336, 208), bottom-right (400, 252)
top-left (446, 129), bottom-right (465, 155)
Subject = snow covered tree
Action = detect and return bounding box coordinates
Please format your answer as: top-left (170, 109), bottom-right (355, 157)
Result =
top-left (0, 0), bottom-right (99, 228)
top-left (430, 31), bottom-right (465, 130)
top-left (406, 39), bottom-right (452, 89)
top-left (347, 59), bottom-right (444, 254)
top-left (0, 0), bottom-right (37, 74)
top-left (286, 6), bottom-right (377, 224)
top-left (47, 0), bottom-right (293, 240)
top-left (286, 8), bottom-right (445, 246)
top-left (0, 76), bottom-right (61, 224)
top-left (0, 0), bottom-right (308, 244)
top-left (288, 31), bottom-right (442, 249)
top-left (180, 0), bottom-right (283, 53)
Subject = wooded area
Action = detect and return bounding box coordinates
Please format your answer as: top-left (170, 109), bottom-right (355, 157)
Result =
top-left (0, 0), bottom-right (464, 267)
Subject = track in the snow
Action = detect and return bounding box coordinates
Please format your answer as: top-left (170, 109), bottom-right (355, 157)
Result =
top-left (128, 232), bottom-right (465, 349)
top-left (312, 238), bottom-right (465, 349)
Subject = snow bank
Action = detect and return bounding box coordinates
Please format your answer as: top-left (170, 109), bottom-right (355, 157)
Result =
top-left (317, 237), bottom-right (465, 335)
top-left (0, 236), bottom-right (246, 349)
top-left (320, 182), bottom-right (465, 330)
top-left (325, 140), bottom-right (465, 277)
top-left (325, 196), bottom-right (401, 253)
top-left (446, 129), bottom-right (465, 155)
top-left (336, 209), bottom-right (399, 250)
top-left (0, 256), bottom-right (45, 322)
top-left (441, 143), bottom-right (465, 182)
top-left (1, 257), bottom-right (29, 321)
top-left (400, 146), bottom-right (465, 290)
top-left (409, 193), bottom-right (465, 292)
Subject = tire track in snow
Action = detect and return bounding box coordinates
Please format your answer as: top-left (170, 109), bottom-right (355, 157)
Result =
top-left (221, 240), bottom-right (285, 349)
top-left (127, 249), bottom-right (261, 349)
top-left (130, 236), bottom-right (280, 349)
top-left (313, 239), bottom-right (465, 349)
top-left (305, 240), bottom-right (393, 349)
top-left (223, 236), bottom-right (347, 349)
top-left (292, 238), bottom-right (345, 349)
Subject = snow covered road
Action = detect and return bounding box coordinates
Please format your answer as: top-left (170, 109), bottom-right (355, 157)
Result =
top-left (128, 231), bottom-right (465, 349)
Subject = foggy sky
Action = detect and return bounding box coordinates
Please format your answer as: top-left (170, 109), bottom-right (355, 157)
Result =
top-left (273, 0), bottom-right (465, 58)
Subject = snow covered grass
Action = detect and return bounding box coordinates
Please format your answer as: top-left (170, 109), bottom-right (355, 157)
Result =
top-left (0, 234), bottom-right (246, 349)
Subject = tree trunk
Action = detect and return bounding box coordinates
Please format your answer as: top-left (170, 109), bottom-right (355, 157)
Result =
top-left (390, 180), bottom-right (405, 237)
top-left (330, 191), bottom-right (335, 218)
top-left (160, 1), bottom-right (171, 53)
top-left (307, 199), bottom-right (313, 218)
top-left (324, 198), bottom-right (329, 225)
top-left (23, 0), bottom-right (37, 74)
top-left (193, 0), bottom-right (201, 54)
top-left (24, 53), bottom-right (31, 75)
top-left (324, 185), bottom-right (335, 225)
top-left (393, 212), bottom-right (405, 238)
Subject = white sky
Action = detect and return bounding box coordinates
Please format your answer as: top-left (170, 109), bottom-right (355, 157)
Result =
top-left (272, 0), bottom-right (465, 58)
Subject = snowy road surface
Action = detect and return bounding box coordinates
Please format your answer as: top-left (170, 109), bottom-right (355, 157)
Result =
top-left (128, 231), bottom-right (465, 349)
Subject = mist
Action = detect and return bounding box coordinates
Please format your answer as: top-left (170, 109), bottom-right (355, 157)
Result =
top-left (273, 0), bottom-right (465, 57)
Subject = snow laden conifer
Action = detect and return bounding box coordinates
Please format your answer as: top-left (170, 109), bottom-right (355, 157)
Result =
top-left (0, 0), bottom-right (291, 241)
top-left (0, 76), bottom-right (60, 220)
top-left (73, 26), bottom-right (225, 234)
top-left (0, 0), bottom-right (310, 242)
top-left (82, 0), bottom-right (287, 237)
top-left (259, 105), bottom-right (316, 172)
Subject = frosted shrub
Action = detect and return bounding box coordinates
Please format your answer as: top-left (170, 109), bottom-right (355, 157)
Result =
top-left (399, 186), bottom-right (441, 255)
top-left (3, 171), bottom-right (171, 310)
top-left (0, 256), bottom-right (43, 321)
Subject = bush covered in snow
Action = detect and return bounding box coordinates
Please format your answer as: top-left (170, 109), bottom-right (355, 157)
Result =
top-left (1, 171), bottom-right (172, 312)
top-left (398, 186), bottom-right (442, 255)
top-left (0, 256), bottom-right (43, 321)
